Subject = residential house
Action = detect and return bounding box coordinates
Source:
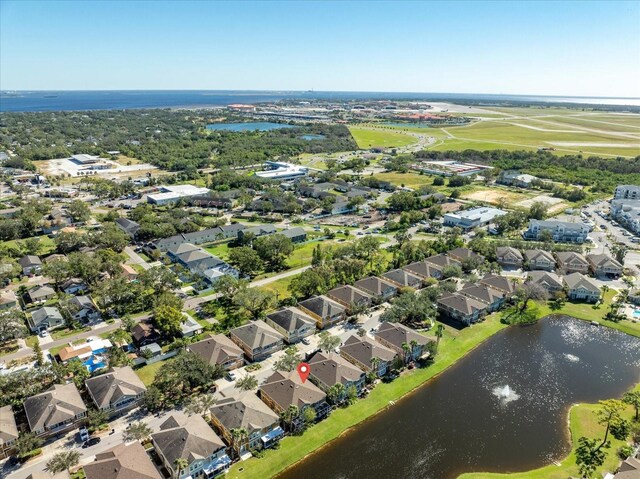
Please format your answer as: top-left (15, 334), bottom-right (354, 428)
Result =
top-left (496, 247), bottom-right (524, 269)
top-left (374, 322), bottom-right (434, 362)
top-left (84, 442), bottom-right (162, 479)
top-left (447, 247), bottom-right (484, 264)
top-left (180, 314), bottom-right (203, 337)
top-left (152, 412), bottom-right (230, 479)
top-left (237, 225), bottom-right (278, 242)
top-left (19, 255), bottom-right (42, 275)
top-left (382, 268), bottom-right (422, 289)
top-left (187, 334), bottom-right (245, 370)
top-left (42, 209), bottom-right (73, 234)
top-left (437, 293), bottom-right (488, 326)
top-left (526, 271), bottom-right (564, 294)
top-left (114, 217), bottom-right (140, 238)
top-left (297, 295), bottom-right (346, 329)
top-left (229, 320), bottom-right (285, 362)
top-left (628, 289), bottom-right (640, 306)
top-left (120, 263), bottom-right (139, 281)
top-left (525, 249), bottom-right (556, 271)
top-left (353, 276), bottom-right (398, 302)
top-left (326, 285), bottom-right (373, 313)
top-left (169, 244), bottom-right (226, 275)
top-left (85, 366), bottom-right (146, 414)
top-left (403, 260), bottom-right (442, 280)
top-left (57, 337), bottom-right (112, 368)
top-left (523, 219), bottom-right (590, 243)
top-left (131, 321), bottom-right (161, 346)
top-left (67, 295), bottom-right (101, 322)
top-left (210, 393), bottom-right (283, 455)
top-left (339, 335), bottom-right (397, 377)
top-left (611, 456), bottom-right (640, 479)
top-left (0, 290), bottom-right (18, 310)
top-left (265, 307), bottom-right (316, 344)
top-left (279, 227), bottom-right (307, 243)
top-left (555, 251), bottom-right (589, 275)
top-left (564, 273), bottom-right (601, 303)
top-left (425, 254), bottom-right (462, 270)
top-left (259, 370), bottom-right (330, 430)
top-left (458, 283), bottom-right (507, 312)
top-left (60, 278), bottom-right (87, 295)
top-left (24, 383), bottom-right (87, 436)
top-left (308, 351), bottom-right (366, 401)
top-left (28, 306), bottom-right (64, 332)
top-left (27, 284), bottom-right (56, 304)
top-left (479, 274), bottom-right (517, 296)
top-left (0, 405), bottom-right (18, 459)
top-left (587, 253), bottom-right (624, 278)
top-left (43, 253), bottom-right (67, 264)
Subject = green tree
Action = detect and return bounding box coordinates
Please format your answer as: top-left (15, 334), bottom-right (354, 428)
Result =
top-left (122, 421), bottom-right (153, 442)
top-left (32, 340), bottom-right (44, 367)
top-left (575, 436), bottom-right (606, 479)
top-left (528, 201), bottom-right (549, 220)
top-left (14, 432), bottom-right (43, 459)
top-left (47, 450), bottom-right (81, 474)
top-left (235, 374), bottom-right (259, 391)
top-left (0, 309), bottom-right (27, 343)
top-left (87, 408), bottom-right (109, 431)
top-left (381, 290), bottom-right (436, 326)
top-left (623, 390), bottom-right (640, 422)
top-left (67, 199), bottom-right (91, 223)
top-left (154, 305), bottom-right (184, 338)
top-left (230, 427), bottom-right (249, 456)
top-left (174, 457), bottom-right (189, 479)
top-left (232, 287), bottom-right (274, 320)
top-left (185, 393), bottom-right (217, 417)
top-left (253, 234), bottom-right (294, 271)
top-left (302, 406), bottom-right (317, 427)
top-left (435, 323), bottom-right (445, 353)
top-left (280, 405), bottom-right (299, 432)
top-left (326, 383), bottom-right (346, 404)
top-left (318, 331), bottom-right (341, 353)
top-left (228, 247), bottom-right (264, 277)
top-left (274, 346), bottom-right (302, 372)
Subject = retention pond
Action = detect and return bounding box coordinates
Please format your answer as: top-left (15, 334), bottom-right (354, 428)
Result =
top-left (278, 316), bottom-right (640, 479)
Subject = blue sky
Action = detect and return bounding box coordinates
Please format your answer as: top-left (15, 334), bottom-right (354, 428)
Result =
top-left (1, 0), bottom-right (639, 97)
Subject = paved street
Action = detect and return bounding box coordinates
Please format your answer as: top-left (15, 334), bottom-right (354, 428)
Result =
top-left (123, 246), bottom-right (151, 270)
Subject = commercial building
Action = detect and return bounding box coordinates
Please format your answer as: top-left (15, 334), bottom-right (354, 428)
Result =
top-left (610, 199), bottom-right (640, 235)
top-left (255, 161), bottom-right (309, 180)
top-left (443, 207), bottom-right (507, 230)
top-left (523, 219), bottom-right (590, 243)
top-left (614, 185), bottom-right (640, 200)
top-left (147, 184), bottom-right (211, 205)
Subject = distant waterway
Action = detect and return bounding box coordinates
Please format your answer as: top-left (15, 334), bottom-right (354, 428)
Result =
top-left (1, 90), bottom-right (639, 112)
top-left (206, 122), bottom-right (298, 132)
top-left (278, 316), bottom-right (640, 479)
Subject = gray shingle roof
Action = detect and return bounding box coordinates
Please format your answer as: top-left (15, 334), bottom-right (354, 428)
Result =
top-left (297, 295), bottom-right (345, 319)
top-left (85, 366), bottom-right (146, 410)
top-left (210, 393), bottom-right (279, 435)
top-left (260, 370), bottom-right (326, 411)
top-left (84, 441), bottom-right (162, 479)
top-left (24, 383), bottom-right (87, 432)
top-left (187, 334), bottom-right (244, 366)
top-left (230, 321), bottom-right (284, 350)
top-left (308, 351), bottom-right (365, 388)
top-left (266, 307), bottom-right (315, 333)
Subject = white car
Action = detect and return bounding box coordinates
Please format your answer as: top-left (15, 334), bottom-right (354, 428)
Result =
top-left (39, 330), bottom-right (49, 338)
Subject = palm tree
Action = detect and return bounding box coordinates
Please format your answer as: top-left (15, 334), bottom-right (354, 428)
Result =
top-left (401, 342), bottom-right (411, 365)
top-left (173, 457), bottom-right (189, 479)
top-left (108, 327), bottom-right (131, 347)
top-left (280, 405), bottom-right (299, 432)
top-left (409, 339), bottom-right (418, 362)
top-left (47, 450), bottom-right (81, 474)
top-left (435, 324), bottom-right (445, 354)
top-left (230, 427), bottom-right (249, 457)
top-left (370, 356), bottom-right (382, 377)
top-left (235, 374), bottom-right (258, 391)
top-left (122, 421), bottom-right (153, 442)
top-left (327, 383), bottom-right (346, 405)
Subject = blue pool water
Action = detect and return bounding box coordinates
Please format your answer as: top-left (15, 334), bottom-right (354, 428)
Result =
top-left (633, 309), bottom-right (640, 319)
top-left (206, 122), bottom-right (298, 132)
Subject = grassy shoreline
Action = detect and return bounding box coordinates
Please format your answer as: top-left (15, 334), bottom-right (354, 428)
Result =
top-left (226, 314), bottom-right (507, 479)
top-left (458, 383), bottom-right (640, 479)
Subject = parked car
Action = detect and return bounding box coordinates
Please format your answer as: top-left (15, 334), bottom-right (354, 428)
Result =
top-left (301, 337), bottom-right (311, 345)
top-left (79, 427), bottom-right (89, 442)
top-left (82, 437), bottom-right (101, 448)
top-left (225, 371), bottom-right (237, 382)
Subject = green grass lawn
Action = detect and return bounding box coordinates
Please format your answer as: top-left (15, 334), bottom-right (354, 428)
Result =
top-left (375, 171), bottom-right (437, 190)
top-left (226, 314), bottom-right (507, 479)
top-left (348, 126), bottom-right (418, 149)
top-left (535, 290), bottom-right (640, 338)
top-left (260, 276), bottom-right (295, 300)
top-left (134, 357), bottom-right (176, 386)
top-left (1, 235), bottom-right (56, 255)
top-left (459, 384), bottom-right (639, 479)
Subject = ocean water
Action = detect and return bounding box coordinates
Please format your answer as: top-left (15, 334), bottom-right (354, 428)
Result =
top-left (1, 90), bottom-right (639, 112)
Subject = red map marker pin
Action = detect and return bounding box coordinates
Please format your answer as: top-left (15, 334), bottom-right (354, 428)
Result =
top-left (297, 362), bottom-right (310, 383)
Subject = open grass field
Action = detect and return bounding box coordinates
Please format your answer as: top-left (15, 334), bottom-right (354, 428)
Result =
top-left (226, 314), bottom-right (507, 479)
top-left (348, 126), bottom-right (418, 149)
top-left (375, 171), bottom-right (437, 189)
top-left (2, 235), bottom-right (56, 255)
top-left (374, 106), bottom-right (640, 157)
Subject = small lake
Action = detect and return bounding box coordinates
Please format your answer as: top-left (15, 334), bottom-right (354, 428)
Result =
top-left (206, 122), bottom-right (298, 132)
top-left (278, 316), bottom-right (640, 479)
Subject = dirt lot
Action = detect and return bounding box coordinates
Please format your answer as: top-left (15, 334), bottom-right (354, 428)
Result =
top-left (462, 188), bottom-right (528, 205)
top-left (516, 195), bottom-right (567, 214)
